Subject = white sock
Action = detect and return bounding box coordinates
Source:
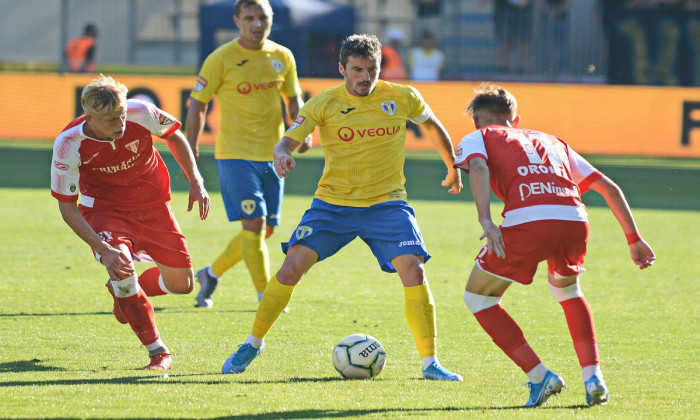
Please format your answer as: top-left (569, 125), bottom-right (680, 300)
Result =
top-left (145, 338), bottom-right (169, 356)
top-left (526, 363), bottom-right (548, 383)
top-left (158, 275), bottom-right (175, 294)
top-left (207, 266), bottom-right (219, 279)
top-left (582, 364), bottom-right (603, 381)
top-left (245, 334), bottom-right (263, 349)
top-left (422, 356), bottom-right (438, 370)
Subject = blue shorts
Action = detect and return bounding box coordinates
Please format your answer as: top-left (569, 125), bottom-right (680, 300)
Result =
top-left (217, 159), bottom-right (284, 226)
top-left (282, 199), bottom-right (431, 273)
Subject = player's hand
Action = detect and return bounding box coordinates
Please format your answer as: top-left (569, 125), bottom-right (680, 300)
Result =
top-left (441, 168), bottom-right (463, 194)
top-left (100, 247), bottom-right (135, 279)
top-left (265, 225), bottom-right (275, 239)
top-left (274, 154), bottom-right (296, 178)
top-left (479, 220), bottom-right (505, 258)
top-left (297, 135), bottom-right (313, 154)
top-left (188, 182), bottom-right (210, 220)
top-left (630, 239), bottom-right (655, 269)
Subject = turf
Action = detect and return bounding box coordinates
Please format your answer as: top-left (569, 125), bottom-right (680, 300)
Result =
top-left (0, 187), bottom-right (698, 419)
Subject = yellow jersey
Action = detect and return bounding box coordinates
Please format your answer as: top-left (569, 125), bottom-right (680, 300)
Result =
top-left (285, 80), bottom-right (432, 207)
top-left (191, 39), bottom-right (301, 161)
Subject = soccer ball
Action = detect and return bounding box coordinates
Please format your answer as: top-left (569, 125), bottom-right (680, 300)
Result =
top-left (332, 334), bottom-right (386, 379)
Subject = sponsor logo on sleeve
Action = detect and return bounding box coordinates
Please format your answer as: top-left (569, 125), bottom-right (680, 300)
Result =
top-left (380, 100), bottom-right (397, 116)
top-left (289, 115), bottom-right (305, 130)
top-left (158, 113), bottom-right (175, 125)
top-left (54, 160), bottom-right (69, 171)
top-left (456, 148), bottom-right (462, 158)
top-left (193, 76), bottom-right (207, 92)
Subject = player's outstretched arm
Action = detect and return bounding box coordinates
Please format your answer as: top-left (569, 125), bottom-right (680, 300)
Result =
top-left (588, 174), bottom-right (655, 269)
top-left (164, 130), bottom-right (210, 220)
top-left (422, 114), bottom-right (462, 194)
top-left (463, 157), bottom-right (505, 258)
top-left (273, 136), bottom-right (301, 178)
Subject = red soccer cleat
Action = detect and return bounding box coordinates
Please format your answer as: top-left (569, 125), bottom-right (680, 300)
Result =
top-left (143, 352), bottom-right (172, 370)
top-left (105, 282), bottom-right (128, 324)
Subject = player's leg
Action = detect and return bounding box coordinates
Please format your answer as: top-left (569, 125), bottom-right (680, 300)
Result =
top-left (222, 199), bottom-right (356, 374)
top-left (392, 254), bottom-right (462, 381)
top-left (464, 265), bottom-right (563, 407)
top-left (222, 244), bottom-right (318, 374)
top-left (548, 274), bottom-right (608, 406)
top-left (105, 243), bottom-right (171, 370)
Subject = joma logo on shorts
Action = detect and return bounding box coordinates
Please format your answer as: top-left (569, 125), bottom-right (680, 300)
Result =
top-left (398, 240), bottom-right (421, 247)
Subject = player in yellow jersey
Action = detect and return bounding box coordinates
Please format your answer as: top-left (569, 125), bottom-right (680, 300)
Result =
top-left (186, 0), bottom-right (310, 309)
top-left (222, 34), bottom-right (464, 381)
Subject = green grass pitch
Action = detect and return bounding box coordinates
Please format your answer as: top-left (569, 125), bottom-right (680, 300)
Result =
top-left (0, 187), bottom-right (698, 419)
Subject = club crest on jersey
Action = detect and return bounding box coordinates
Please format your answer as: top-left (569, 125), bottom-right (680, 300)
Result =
top-left (193, 76), bottom-right (207, 92)
top-left (125, 140), bottom-right (139, 153)
top-left (271, 59), bottom-right (283, 73)
top-left (241, 199), bottom-right (256, 215)
top-left (380, 100), bottom-right (397, 116)
top-left (158, 113), bottom-right (175, 126)
top-left (295, 226), bottom-right (313, 240)
top-left (290, 115), bottom-right (305, 130)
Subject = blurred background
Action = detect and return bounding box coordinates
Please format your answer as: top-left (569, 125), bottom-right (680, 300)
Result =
top-left (1, 0), bottom-right (698, 85)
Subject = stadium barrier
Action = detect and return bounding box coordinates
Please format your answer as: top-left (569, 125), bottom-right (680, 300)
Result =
top-left (1, 72), bottom-right (699, 157)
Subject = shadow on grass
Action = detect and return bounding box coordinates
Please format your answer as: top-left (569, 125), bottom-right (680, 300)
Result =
top-left (0, 307), bottom-right (255, 319)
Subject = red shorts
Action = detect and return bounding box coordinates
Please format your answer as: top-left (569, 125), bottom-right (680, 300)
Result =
top-left (476, 220), bottom-right (589, 285)
top-left (81, 202), bottom-right (191, 268)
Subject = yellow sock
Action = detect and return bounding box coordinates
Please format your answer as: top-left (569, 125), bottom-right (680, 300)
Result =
top-left (241, 230), bottom-right (270, 294)
top-left (252, 275), bottom-right (295, 339)
top-left (211, 233), bottom-right (243, 277)
top-left (404, 284), bottom-right (437, 358)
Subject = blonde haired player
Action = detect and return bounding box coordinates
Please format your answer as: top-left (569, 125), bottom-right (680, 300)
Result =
top-left (186, 0), bottom-right (310, 309)
top-left (222, 34), bottom-right (464, 381)
top-left (455, 82), bottom-right (655, 406)
top-left (51, 74), bottom-right (210, 370)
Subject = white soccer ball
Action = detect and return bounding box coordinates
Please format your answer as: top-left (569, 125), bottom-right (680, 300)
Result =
top-left (332, 334), bottom-right (386, 379)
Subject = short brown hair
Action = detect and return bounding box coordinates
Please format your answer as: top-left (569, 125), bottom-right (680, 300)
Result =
top-left (235, 0), bottom-right (272, 16)
top-left (81, 74), bottom-right (127, 114)
top-left (339, 34), bottom-right (382, 67)
top-left (466, 82), bottom-right (517, 118)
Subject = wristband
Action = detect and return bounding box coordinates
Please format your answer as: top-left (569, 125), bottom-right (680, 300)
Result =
top-left (625, 232), bottom-right (642, 245)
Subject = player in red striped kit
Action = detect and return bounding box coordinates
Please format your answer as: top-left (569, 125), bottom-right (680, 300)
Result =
top-left (51, 74), bottom-right (210, 370)
top-left (454, 83), bottom-right (655, 407)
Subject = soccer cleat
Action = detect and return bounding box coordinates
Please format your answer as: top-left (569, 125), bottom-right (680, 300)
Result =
top-left (525, 370), bottom-right (565, 407)
top-left (422, 362), bottom-right (463, 381)
top-left (194, 267), bottom-right (219, 308)
top-left (222, 342), bottom-right (264, 374)
top-left (585, 375), bottom-right (609, 406)
top-left (105, 282), bottom-right (128, 324)
top-left (143, 352), bottom-right (172, 370)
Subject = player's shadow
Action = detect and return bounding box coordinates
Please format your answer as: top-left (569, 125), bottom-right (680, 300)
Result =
top-left (0, 307), bottom-right (166, 318)
top-left (0, 359), bottom-right (67, 373)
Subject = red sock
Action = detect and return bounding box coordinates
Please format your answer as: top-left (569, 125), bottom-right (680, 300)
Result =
top-left (115, 288), bottom-right (159, 345)
top-left (560, 297), bottom-right (599, 367)
top-left (138, 267), bottom-right (167, 297)
top-left (474, 304), bottom-right (541, 373)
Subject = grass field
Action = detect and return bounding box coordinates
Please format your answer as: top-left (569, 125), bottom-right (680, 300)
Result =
top-left (1, 186), bottom-right (698, 419)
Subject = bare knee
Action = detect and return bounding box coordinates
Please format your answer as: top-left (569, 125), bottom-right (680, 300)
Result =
top-left (160, 268), bottom-right (194, 294)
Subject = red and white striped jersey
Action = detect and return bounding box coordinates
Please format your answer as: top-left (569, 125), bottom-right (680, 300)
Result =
top-left (454, 125), bottom-right (602, 227)
top-left (51, 99), bottom-right (181, 211)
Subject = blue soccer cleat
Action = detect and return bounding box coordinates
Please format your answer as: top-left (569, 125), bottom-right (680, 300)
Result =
top-left (585, 375), bottom-right (609, 406)
top-left (525, 370), bottom-right (565, 407)
top-left (422, 362), bottom-right (463, 381)
top-left (194, 267), bottom-right (219, 308)
top-left (222, 343), bottom-right (264, 374)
